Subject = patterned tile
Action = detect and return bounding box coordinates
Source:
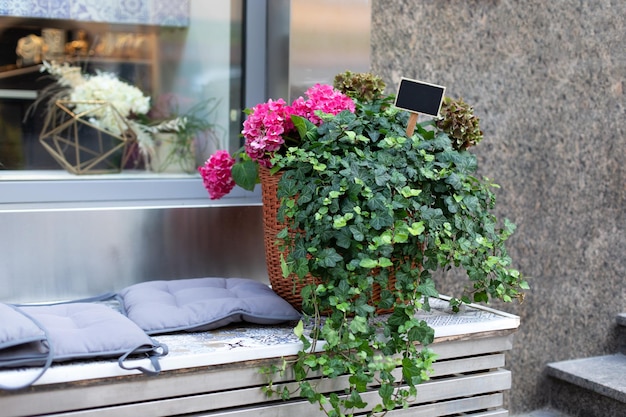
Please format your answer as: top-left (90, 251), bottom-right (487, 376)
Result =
top-left (116, 0), bottom-right (150, 25)
top-left (2, 0), bottom-right (32, 16)
top-left (152, 0), bottom-right (189, 26)
top-left (0, 0), bottom-right (188, 26)
top-left (46, 0), bottom-right (71, 19)
top-left (70, 0), bottom-right (117, 23)
top-left (154, 324), bottom-right (301, 357)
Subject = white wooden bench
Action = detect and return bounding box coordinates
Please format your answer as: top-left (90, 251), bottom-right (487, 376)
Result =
top-left (0, 298), bottom-right (519, 417)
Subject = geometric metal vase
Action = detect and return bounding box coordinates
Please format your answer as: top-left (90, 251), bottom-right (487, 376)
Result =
top-left (39, 100), bottom-right (137, 174)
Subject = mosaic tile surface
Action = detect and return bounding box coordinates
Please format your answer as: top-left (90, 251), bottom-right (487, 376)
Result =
top-left (154, 324), bottom-right (301, 357)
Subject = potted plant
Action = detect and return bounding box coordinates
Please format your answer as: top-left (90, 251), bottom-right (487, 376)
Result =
top-left (141, 95), bottom-right (222, 174)
top-left (31, 61), bottom-right (152, 174)
top-left (199, 71), bottom-right (528, 416)
top-left (31, 62), bottom-right (221, 174)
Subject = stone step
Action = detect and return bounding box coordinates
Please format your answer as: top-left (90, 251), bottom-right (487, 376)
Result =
top-left (511, 408), bottom-right (570, 417)
top-left (546, 354), bottom-right (626, 416)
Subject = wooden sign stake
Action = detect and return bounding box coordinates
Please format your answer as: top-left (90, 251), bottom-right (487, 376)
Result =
top-left (406, 112), bottom-right (419, 137)
top-left (394, 77), bottom-right (446, 137)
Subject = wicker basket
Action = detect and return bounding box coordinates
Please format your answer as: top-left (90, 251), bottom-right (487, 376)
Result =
top-left (259, 166), bottom-right (313, 310)
top-left (259, 166), bottom-right (399, 313)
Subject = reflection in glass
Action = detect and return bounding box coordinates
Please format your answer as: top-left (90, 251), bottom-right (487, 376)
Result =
top-left (0, 0), bottom-right (243, 174)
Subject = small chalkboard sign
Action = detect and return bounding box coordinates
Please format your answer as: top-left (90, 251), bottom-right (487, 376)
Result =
top-left (394, 77), bottom-right (446, 136)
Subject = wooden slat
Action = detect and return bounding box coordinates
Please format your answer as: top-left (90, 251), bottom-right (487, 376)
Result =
top-left (41, 369), bottom-right (510, 417)
top-left (359, 393), bottom-right (503, 416)
top-left (431, 333), bottom-right (515, 360)
top-left (0, 350), bottom-right (507, 417)
top-left (0, 362), bottom-right (281, 417)
top-left (430, 353), bottom-right (505, 377)
top-left (1, 352), bottom-right (510, 417)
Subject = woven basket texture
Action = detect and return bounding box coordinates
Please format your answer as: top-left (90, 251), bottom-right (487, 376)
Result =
top-left (259, 166), bottom-right (312, 310)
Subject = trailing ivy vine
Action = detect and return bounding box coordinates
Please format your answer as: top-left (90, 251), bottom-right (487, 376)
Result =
top-left (261, 74), bottom-right (527, 417)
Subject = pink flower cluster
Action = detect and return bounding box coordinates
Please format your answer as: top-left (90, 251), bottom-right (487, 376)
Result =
top-left (242, 84), bottom-right (355, 165)
top-left (290, 84), bottom-right (356, 126)
top-left (200, 83), bottom-right (354, 200)
top-left (198, 150), bottom-right (236, 199)
top-left (241, 98), bottom-right (291, 167)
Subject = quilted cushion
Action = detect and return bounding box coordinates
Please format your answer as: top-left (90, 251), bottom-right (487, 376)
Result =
top-left (18, 303), bottom-right (164, 363)
top-left (0, 303), bottom-right (49, 368)
top-left (0, 302), bottom-right (166, 389)
top-left (118, 277), bottom-right (301, 334)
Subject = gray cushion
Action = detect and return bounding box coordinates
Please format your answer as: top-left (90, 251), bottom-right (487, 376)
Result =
top-left (0, 303), bottom-right (49, 368)
top-left (118, 277), bottom-right (301, 334)
top-left (0, 302), bottom-right (166, 390)
top-left (19, 303), bottom-right (164, 363)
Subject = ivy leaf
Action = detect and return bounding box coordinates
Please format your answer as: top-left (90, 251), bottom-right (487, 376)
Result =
top-left (280, 254), bottom-right (290, 278)
top-left (474, 291), bottom-right (489, 303)
top-left (402, 357), bottom-right (423, 385)
top-left (445, 172), bottom-right (463, 190)
top-left (369, 215), bottom-right (387, 231)
top-left (416, 278), bottom-right (439, 298)
top-left (335, 228), bottom-right (353, 249)
top-left (294, 320), bottom-right (304, 338)
top-left (407, 321), bottom-right (435, 346)
top-left (231, 160), bottom-right (258, 191)
top-left (378, 384), bottom-right (394, 408)
top-left (420, 207), bottom-right (447, 228)
top-left (349, 225), bottom-right (365, 241)
top-left (349, 316), bottom-right (369, 334)
top-left (359, 258), bottom-right (378, 269)
top-left (293, 257), bottom-right (309, 279)
top-left (317, 248), bottom-right (343, 267)
top-left (378, 257), bottom-right (393, 268)
top-left (291, 114), bottom-right (318, 141)
top-left (408, 221), bottom-right (425, 236)
top-left (387, 309), bottom-right (408, 329)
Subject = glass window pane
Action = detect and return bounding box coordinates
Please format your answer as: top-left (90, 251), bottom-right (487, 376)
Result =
top-left (0, 0), bottom-right (244, 198)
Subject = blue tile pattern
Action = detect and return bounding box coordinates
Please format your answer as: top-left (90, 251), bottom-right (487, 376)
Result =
top-left (0, 0), bottom-right (189, 26)
top-left (155, 325), bottom-right (301, 357)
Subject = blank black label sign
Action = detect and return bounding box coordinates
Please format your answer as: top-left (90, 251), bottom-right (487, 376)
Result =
top-left (394, 78), bottom-right (446, 117)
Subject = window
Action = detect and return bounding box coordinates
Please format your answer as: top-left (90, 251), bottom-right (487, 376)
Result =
top-left (0, 0), bottom-right (261, 209)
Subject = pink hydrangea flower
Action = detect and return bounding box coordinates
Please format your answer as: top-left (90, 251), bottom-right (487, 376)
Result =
top-left (198, 150), bottom-right (236, 200)
top-left (241, 87), bottom-right (355, 167)
top-left (241, 98), bottom-right (291, 165)
top-left (290, 84), bottom-right (356, 125)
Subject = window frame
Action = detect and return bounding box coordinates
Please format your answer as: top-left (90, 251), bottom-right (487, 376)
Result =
top-left (0, 0), bottom-right (266, 211)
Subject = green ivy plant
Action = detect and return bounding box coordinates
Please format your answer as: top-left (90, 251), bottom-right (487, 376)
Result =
top-left (262, 73), bottom-right (528, 417)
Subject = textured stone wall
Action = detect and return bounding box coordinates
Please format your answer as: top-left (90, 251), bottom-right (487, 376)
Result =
top-left (371, 0), bottom-right (625, 412)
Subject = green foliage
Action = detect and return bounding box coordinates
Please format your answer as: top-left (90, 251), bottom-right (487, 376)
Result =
top-left (435, 96), bottom-right (484, 150)
top-left (146, 97), bottom-right (223, 172)
top-left (333, 70), bottom-right (387, 102)
top-left (231, 153), bottom-right (258, 191)
top-left (261, 87), bottom-right (527, 416)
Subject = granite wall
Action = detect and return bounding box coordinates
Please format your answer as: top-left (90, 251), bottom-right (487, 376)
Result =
top-left (371, 0), bottom-right (625, 413)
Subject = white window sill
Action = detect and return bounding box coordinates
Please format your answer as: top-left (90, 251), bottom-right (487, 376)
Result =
top-left (0, 170), bottom-right (261, 211)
